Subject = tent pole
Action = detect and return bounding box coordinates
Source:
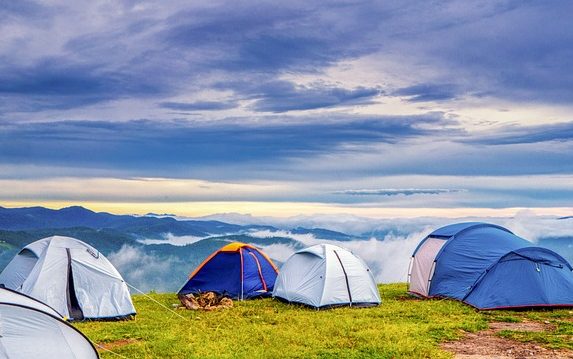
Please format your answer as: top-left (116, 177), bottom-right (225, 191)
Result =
top-left (406, 256), bottom-right (414, 285)
top-left (239, 248), bottom-right (244, 301)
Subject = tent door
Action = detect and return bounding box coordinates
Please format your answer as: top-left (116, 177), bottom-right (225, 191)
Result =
top-left (333, 250), bottom-right (353, 305)
top-left (248, 252), bottom-right (268, 292)
top-left (66, 249), bottom-right (84, 320)
top-left (409, 237), bottom-right (446, 297)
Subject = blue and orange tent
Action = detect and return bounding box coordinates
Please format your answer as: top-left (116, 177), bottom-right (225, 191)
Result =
top-left (178, 242), bottom-right (279, 300)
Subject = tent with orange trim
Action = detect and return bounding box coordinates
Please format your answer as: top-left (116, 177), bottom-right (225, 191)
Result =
top-left (178, 242), bottom-right (279, 300)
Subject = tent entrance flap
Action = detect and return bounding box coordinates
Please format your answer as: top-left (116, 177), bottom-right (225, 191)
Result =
top-left (248, 252), bottom-right (267, 292)
top-left (66, 248), bottom-right (84, 320)
top-left (333, 250), bottom-right (352, 305)
top-left (409, 237), bottom-right (446, 297)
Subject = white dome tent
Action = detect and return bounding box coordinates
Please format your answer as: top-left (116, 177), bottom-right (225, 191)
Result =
top-left (0, 288), bottom-right (99, 358)
top-left (0, 286), bottom-right (62, 318)
top-left (0, 236), bottom-right (135, 320)
top-left (273, 244), bottom-right (381, 309)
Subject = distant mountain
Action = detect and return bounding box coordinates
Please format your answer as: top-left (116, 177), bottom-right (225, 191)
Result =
top-left (0, 205), bottom-right (360, 241)
top-left (0, 205), bottom-right (274, 237)
top-left (558, 216), bottom-right (573, 220)
top-left (0, 205), bottom-right (364, 292)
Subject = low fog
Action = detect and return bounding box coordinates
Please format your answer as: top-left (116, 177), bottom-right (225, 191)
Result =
top-left (108, 212), bottom-right (573, 292)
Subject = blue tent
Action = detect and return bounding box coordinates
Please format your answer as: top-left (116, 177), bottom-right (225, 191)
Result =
top-left (408, 222), bottom-right (573, 309)
top-left (178, 242), bottom-right (278, 300)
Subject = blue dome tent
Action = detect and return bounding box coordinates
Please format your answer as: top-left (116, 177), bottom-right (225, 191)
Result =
top-left (408, 222), bottom-right (573, 309)
top-left (178, 242), bottom-right (278, 300)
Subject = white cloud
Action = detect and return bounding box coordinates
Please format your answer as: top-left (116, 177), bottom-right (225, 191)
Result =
top-left (107, 213), bottom-right (573, 291)
top-left (107, 245), bottom-right (181, 292)
top-left (138, 233), bottom-right (205, 246)
top-left (210, 214), bottom-right (573, 284)
top-left (248, 226), bottom-right (434, 283)
top-left (248, 229), bottom-right (317, 245)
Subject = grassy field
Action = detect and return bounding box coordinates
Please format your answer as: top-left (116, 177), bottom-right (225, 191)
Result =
top-left (75, 283), bottom-right (573, 358)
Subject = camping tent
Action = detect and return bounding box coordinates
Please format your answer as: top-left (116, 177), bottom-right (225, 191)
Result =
top-left (408, 222), bottom-right (573, 309)
top-left (0, 236), bottom-right (136, 320)
top-left (178, 242), bottom-right (278, 300)
top-left (273, 244), bottom-right (381, 308)
top-left (0, 288), bottom-right (99, 358)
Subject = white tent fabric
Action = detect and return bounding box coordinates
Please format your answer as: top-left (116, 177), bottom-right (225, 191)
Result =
top-left (0, 303), bottom-right (99, 358)
top-left (408, 237), bottom-right (446, 297)
top-left (273, 244), bottom-right (381, 308)
top-left (0, 287), bottom-right (62, 318)
top-left (0, 236), bottom-right (135, 320)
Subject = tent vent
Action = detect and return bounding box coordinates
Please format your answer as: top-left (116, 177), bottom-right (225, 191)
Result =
top-left (86, 248), bottom-right (99, 259)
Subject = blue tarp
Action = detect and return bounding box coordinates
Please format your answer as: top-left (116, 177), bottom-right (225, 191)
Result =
top-left (178, 243), bottom-right (278, 299)
top-left (420, 222), bottom-right (573, 309)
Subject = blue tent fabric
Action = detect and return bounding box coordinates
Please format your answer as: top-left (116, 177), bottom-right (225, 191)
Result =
top-left (464, 247), bottom-right (573, 309)
top-left (428, 222), bottom-right (512, 238)
top-left (241, 248), bottom-right (276, 297)
top-left (412, 222), bottom-right (573, 309)
top-left (178, 243), bottom-right (278, 300)
top-left (430, 224), bottom-right (530, 300)
top-left (179, 252), bottom-right (242, 297)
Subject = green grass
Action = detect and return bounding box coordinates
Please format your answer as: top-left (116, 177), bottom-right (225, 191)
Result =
top-left (75, 284), bottom-right (572, 358)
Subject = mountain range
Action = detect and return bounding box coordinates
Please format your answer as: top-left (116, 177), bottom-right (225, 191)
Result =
top-left (1, 205), bottom-right (572, 292)
top-left (0, 205), bottom-right (359, 291)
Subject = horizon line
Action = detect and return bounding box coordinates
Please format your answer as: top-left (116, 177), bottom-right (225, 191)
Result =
top-left (1, 201), bottom-right (571, 219)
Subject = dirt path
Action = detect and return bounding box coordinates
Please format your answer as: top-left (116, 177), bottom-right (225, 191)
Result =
top-left (441, 321), bottom-right (573, 359)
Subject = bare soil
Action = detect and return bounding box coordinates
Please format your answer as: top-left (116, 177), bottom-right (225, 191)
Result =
top-left (441, 321), bottom-right (573, 359)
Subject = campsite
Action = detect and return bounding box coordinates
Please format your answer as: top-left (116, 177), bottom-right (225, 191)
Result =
top-left (75, 284), bottom-right (573, 358)
top-left (2, 1), bottom-right (573, 356)
top-left (1, 221), bottom-right (572, 358)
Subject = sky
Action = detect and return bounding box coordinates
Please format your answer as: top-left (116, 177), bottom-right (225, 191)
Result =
top-left (1, 0), bottom-right (573, 218)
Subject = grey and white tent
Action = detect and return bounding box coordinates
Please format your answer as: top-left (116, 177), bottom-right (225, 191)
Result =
top-left (0, 236), bottom-right (135, 320)
top-left (0, 288), bottom-right (99, 358)
top-left (0, 286), bottom-right (62, 318)
top-left (273, 244), bottom-right (381, 308)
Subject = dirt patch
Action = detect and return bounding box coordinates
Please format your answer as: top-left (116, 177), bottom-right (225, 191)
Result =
top-left (489, 321), bottom-right (555, 332)
top-left (97, 338), bottom-right (140, 350)
top-left (441, 321), bottom-right (573, 359)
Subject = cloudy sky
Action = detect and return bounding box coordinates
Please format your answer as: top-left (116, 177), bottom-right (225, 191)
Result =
top-left (1, 0), bottom-right (573, 217)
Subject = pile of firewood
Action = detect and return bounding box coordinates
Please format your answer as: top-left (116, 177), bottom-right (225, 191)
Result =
top-left (178, 292), bottom-right (233, 311)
